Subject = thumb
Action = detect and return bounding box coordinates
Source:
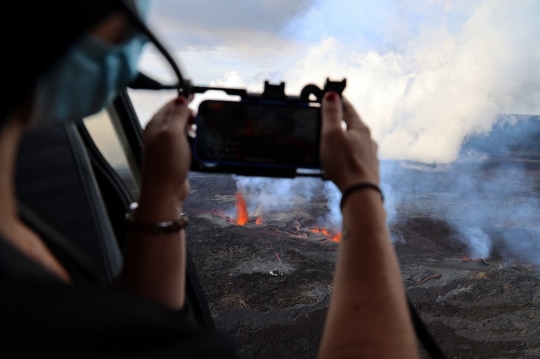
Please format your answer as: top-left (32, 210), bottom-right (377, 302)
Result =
top-left (321, 92), bottom-right (343, 135)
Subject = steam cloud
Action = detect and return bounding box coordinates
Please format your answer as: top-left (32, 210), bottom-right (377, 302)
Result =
top-left (234, 176), bottom-right (322, 216)
top-left (135, 1), bottom-right (540, 261)
top-left (380, 140), bottom-right (540, 264)
top-left (282, 0), bottom-right (540, 163)
top-left (232, 176), bottom-right (343, 234)
top-left (212, 1), bottom-right (540, 262)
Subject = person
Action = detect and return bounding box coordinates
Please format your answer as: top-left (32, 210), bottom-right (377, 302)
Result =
top-left (0, 1), bottom-right (418, 358)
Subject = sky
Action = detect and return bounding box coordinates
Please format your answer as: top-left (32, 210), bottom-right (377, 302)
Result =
top-left (127, 0), bottom-right (540, 163)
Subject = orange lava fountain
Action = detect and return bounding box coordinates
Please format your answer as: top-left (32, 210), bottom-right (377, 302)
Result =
top-left (310, 228), bottom-right (342, 242)
top-left (236, 192), bottom-right (249, 226)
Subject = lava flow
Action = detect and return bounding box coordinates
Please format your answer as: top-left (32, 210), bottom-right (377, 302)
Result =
top-left (310, 228), bottom-right (342, 242)
top-left (256, 216), bottom-right (263, 225)
top-left (235, 191), bottom-right (249, 226)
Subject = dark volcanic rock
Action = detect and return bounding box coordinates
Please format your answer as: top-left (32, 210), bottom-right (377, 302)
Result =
top-left (181, 166), bottom-right (540, 359)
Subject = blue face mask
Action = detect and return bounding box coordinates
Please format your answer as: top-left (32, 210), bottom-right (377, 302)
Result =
top-left (32, 0), bottom-right (150, 125)
top-left (32, 33), bottom-right (147, 125)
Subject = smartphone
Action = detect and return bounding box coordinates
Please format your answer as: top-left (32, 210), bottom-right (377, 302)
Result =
top-left (194, 100), bottom-right (321, 171)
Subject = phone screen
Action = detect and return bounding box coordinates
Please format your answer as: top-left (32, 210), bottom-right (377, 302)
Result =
top-left (194, 100), bottom-right (320, 167)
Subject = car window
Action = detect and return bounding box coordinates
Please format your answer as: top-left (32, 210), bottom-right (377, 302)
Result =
top-left (83, 108), bottom-right (138, 196)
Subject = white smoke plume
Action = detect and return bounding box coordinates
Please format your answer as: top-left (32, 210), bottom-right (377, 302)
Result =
top-left (316, 181), bottom-right (341, 230)
top-left (188, 1), bottom-right (539, 163)
top-left (281, 0), bottom-right (540, 163)
top-left (139, 1), bottom-right (540, 158)
top-left (133, 1), bottom-right (540, 257)
top-left (234, 175), bottom-right (324, 219)
top-left (462, 228), bottom-right (491, 260)
top-left (213, 1), bottom-right (540, 259)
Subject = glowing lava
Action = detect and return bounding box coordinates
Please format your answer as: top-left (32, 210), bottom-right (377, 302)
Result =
top-left (310, 228), bottom-right (342, 242)
top-left (256, 216), bottom-right (263, 225)
top-left (235, 191), bottom-right (249, 226)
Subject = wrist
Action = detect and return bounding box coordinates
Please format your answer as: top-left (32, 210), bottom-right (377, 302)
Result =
top-left (127, 204), bottom-right (188, 235)
top-left (342, 190), bottom-right (387, 232)
top-left (340, 182), bottom-right (383, 210)
top-left (135, 195), bottom-right (184, 222)
top-left (335, 175), bottom-right (380, 193)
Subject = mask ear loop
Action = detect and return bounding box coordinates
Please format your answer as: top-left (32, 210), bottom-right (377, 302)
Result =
top-left (118, 0), bottom-right (190, 98)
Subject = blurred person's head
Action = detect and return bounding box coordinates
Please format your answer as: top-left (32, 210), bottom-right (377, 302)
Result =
top-left (1, 0), bottom-right (150, 129)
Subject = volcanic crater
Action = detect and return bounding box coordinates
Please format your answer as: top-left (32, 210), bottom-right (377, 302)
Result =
top-left (182, 159), bottom-right (540, 359)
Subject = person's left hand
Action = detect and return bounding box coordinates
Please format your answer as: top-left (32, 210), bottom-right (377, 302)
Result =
top-left (136, 96), bottom-right (194, 221)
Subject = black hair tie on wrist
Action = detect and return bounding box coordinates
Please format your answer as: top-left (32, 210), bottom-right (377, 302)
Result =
top-left (340, 182), bottom-right (384, 211)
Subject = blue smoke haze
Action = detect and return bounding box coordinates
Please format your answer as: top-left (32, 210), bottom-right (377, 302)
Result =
top-left (381, 115), bottom-right (540, 262)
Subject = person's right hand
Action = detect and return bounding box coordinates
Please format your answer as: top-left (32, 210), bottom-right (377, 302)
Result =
top-left (320, 92), bottom-right (380, 192)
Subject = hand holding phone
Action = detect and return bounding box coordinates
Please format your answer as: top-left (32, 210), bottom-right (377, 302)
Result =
top-left (190, 79), bottom-right (346, 178)
top-left (319, 93), bottom-right (380, 191)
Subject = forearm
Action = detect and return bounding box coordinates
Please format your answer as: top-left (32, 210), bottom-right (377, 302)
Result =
top-left (116, 195), bottom-right (186, 310)
top-left (117, 96), bottom-right (192, 309)
top-left (318, 190), bottom-right (418, 359)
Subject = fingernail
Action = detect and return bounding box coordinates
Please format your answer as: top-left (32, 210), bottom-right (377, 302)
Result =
top-left (175, 97), bottom-right (187, 106)
top-left (326, 92), bottom-right (339, 102)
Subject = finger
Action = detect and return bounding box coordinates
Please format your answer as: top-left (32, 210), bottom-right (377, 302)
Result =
top-left (145, 97), bottom-right (189, 134)
top-left (168, 97), bottom-right (190, 126)
top-left (321, 91), bottom-right (344, 135)
top-left (342, 97), bottom-right (369, 132)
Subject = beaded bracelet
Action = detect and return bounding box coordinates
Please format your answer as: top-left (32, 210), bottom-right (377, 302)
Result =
top-left (339, 183), bottom-right (384, 211)
top-left (125, 202), bottom-right (188, 234)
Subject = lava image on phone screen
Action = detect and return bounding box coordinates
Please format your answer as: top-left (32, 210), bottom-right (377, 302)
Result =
top-left (195, 100), bottom-right (320, 167)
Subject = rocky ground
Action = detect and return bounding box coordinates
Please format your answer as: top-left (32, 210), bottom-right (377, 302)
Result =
top-left (181, 158), bottom-right (540, 359)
